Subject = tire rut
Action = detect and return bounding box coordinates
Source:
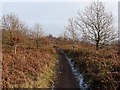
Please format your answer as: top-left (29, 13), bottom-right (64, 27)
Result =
top-left (54, 48), bottom-right (80, 88)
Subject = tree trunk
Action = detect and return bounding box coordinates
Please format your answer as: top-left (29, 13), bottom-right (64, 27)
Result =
top-left (37, 45), bottom-right (39, 49)
top-left (35, 39), bottom-right (39, 49)
top-left (96, 41), bottom-right (99, 50)
top-left (72, 41), bottom-right (75, 50)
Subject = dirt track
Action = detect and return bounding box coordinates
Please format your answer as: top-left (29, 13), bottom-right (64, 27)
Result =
top-left (54, 48), bottom-right (80, 88)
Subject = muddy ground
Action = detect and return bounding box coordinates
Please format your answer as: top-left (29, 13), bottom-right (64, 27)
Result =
top-left (54, 48), bottom-right (80, 88)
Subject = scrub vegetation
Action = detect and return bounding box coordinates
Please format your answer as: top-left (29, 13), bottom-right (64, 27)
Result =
top-left (1, 1), bottom-right (119, 89)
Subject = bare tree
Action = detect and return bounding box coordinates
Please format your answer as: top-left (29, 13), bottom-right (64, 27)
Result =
top-left (32, 23), bottom-right (44, 49)
top-left (75, 2), bottom-right (116, 50)
top-left (65, 18), bottom-right (78, 49)
top-left (2, 13), bottom-right (28, 42)
top-left (1, 13), bottom-right (27, 54)
top-left (1, 13), bottom-right (27, 32)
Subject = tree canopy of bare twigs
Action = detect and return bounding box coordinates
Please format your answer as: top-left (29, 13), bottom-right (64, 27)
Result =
top-left (1, 13), bottom-right (27, 33)
top-left (31, 23), bottom-right (44, 49)
top-left (75, 2), bottom-right (116, 50)
top-left (1, 13), bottom-right (29, 54)
top-left (65, 18), bottom-right (79, 49)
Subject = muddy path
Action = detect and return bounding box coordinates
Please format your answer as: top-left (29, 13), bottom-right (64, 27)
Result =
top-left (54, 48), bottom-right (80, 88)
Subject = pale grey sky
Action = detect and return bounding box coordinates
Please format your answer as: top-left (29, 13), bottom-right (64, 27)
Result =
top-left (2, 2), bottom-right (118, 37)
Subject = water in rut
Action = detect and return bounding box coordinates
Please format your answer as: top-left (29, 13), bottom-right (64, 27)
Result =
top-left (53, 48), bottom-right (88, 89)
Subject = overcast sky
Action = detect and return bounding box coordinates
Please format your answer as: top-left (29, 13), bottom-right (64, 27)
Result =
top-left (2, 2), bottom-right (118, 37)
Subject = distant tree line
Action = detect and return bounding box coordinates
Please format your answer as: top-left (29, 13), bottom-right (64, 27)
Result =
top-left (1, 13), bottom-right (46, 54)
top-left (1, 1), bottom-right (118, 51)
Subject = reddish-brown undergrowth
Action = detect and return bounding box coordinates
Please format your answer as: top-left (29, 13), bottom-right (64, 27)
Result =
top-left (63, 45), bottom-right (119, 90)
top-left (2, 45), bottom-right (57, 88)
